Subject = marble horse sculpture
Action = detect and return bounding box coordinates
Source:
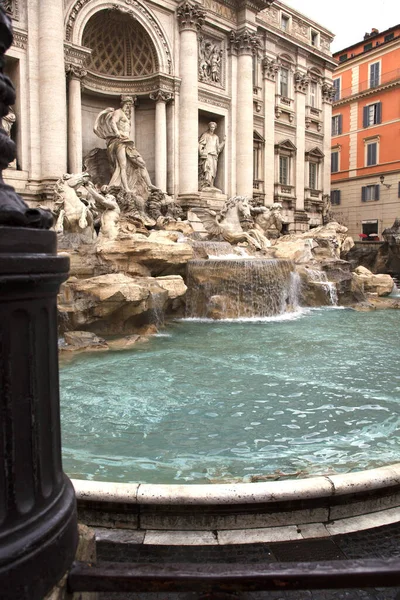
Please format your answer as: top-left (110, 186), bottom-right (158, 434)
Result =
top-left (53, 172), bottom-right (96, 241)
top-left (192, 196), bottom-right (271, 250)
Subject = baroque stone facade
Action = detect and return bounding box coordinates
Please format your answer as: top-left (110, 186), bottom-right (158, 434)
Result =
top-left (4, 0), bottom-right (335, 231)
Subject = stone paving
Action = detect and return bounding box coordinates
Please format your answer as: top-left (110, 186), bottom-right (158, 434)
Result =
top-left (96, 522), bottom-right (400, 599)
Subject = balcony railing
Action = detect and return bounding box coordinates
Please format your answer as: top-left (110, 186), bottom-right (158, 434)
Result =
top-left (335, 68), bottom-right (400, 101)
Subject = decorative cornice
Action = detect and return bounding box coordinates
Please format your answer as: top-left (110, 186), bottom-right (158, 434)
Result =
top-left (294, 70), bottom-right (310, 94)
top-left (150, 90), bottom-right (174, 103)
top-left (10, 28), bottom-right (27, 51)
top-left (198, 88), bottom-right (231, 110)
top-left (262, 57), bottom-right (279, 81)
top-left (229, 28), bottom-right (260, 56)
top-left (82, 71), bottom-right (178, 96)
top-left (236, 0), bottom-right (274, 13)
top-left (64, 42), bottom-right (92, 67)
top-left (176, 1), bottom-right (206, 32)
top-left (334, 79), bottom-right (400, 107)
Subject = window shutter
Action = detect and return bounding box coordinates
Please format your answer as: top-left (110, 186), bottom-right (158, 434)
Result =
top-left (363, 106), bottom-right (369, 128)
top-left (398, 181), bottom-right (400, 198)
top-left (375, 184), bottom-right (380, 200)
top-left (361, 186), bottom-right (367, 202)
top-left (337, 190), bottom-right (341, 205)
top-left (376, 102), bottom-right (382, 124)
top-left (338, 114), bottom-right (343, 135)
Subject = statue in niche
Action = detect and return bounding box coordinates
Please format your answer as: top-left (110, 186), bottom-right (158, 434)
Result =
top-left (198, 121), bottom-right (225, 191)
top-left (93, 96), bottom-right (157, 198)
top-left (199, 37), bottom-right (222, 84)
top-left (192, 196), bottom-right (271, 251)
top-left (2, 106), bottom-right (16, 168)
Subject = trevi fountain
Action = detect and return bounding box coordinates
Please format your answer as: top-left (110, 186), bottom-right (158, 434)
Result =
top-left (31, 97), bottom-right (400, 488)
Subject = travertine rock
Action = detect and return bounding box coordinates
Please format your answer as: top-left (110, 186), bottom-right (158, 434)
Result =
top-left (353, 266), bottom-right (394, 297)
top-left (59, 273), bottom-right (187, 335)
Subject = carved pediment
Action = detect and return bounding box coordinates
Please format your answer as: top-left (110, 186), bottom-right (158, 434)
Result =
top-left (275, 139), bottom-right (297, 155)
top-left (306, 147), bottom-right (325, 161)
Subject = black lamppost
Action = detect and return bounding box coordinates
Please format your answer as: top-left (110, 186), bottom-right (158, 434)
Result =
top-left (0, 7), bottom-right (78, 599)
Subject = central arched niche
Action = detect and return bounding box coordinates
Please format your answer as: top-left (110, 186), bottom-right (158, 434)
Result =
top-left (82, 8), bottom-right (158, 77)
top-left (80, 9), bottom-right (157, 181)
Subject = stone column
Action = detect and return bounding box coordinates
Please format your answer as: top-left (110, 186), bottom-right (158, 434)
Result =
top-left (232, 28), bottom-right (258, 198)
top-left (294, 71), bottom-right (309, 216)
top-left (262, 58), bottom-right (279, 205)
top-left (39, 0), bottom-right (68, 180)
top-left (150, 91), bottom-right (173, 191)
top-left (66, 65), bottom-right (86, 174)
top-left (176, 1), bottom-right (205, 201)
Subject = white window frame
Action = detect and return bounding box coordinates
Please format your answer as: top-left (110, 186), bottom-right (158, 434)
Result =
top-left (333, 77), bottom-right (341, 101)
top-left (279, 155), bottom-right (290, 185)
top-left (364, 137), bottom-right (380, 167)
top-left (332, 115), bottom-right (341, 136)
top-left (368, 60), bottom-right (381, 88)
top-left (363, 185), bottom-right (379, 201)
top-left (311, 30), bottom-right (319, 47)
top-left (308, 161), bottom-right (319, 190)
top-left (309, 80), bottom-right (318, 108)
top-left (366, 101), bottom-right (381, 126)
top-left (331, 150), bottom-right (340, 173)
top-left (279, 67), bottom-right (290, 98)
top-left (281, 13), bottom-right (290, 32)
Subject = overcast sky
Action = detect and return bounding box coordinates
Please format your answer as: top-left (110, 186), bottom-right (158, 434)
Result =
top-left (282, 0), bottom-right (400, 52)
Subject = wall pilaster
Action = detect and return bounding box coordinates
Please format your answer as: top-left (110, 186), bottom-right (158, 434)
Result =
top-left (262, 57), bottom-right (279, 205)
top-left (294, 70), bottom-right (310, 213)
top-left (150, 90), bottom-right (173, 191)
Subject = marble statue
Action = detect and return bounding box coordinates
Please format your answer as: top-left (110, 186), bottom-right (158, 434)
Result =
top-left (53, 172), bottom-right (96, 241)
top-left (1, 106), bottom-right (15, 137)
top-left (250, 202), bottom-right (284, 237)
top-left (198, 121), bottom-right (225, 191)
top-left (94, 96), bottom-right (156, 198)
top-left (192, 195), bottom-right (270, 250)
top-left (86, 182), bottom-right (120, 241)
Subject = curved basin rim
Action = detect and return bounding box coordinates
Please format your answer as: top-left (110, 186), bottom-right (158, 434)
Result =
top-left (72, 463), bottom-right (400, 505)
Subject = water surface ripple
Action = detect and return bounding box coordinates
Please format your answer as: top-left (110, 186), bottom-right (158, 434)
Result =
top-left (60, 308), bottom-right (400, 484)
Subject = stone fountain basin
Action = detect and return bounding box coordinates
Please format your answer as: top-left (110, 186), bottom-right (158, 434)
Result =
top-left (72, 464), bottom-right (400, 543)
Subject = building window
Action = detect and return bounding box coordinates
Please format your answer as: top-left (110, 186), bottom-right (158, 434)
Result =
top-left (279, 155), bottom-right (289, 185)
top-left (361, 185), bottom-right (380, 201)
top-left (253, 131), bottom-right (264, 190)
top-left (311, 31), bottom-right (319, 47)
top-left (369, 62), bottom-right (380, 88)
top-left (366, 141), bottom-right (378, 166)
top-left (333, 78), bottom-right (340, 101)
top-left (281, 14), bottom-right (290, 32)
top-left (309, 81), bottom-right (318, 108)
top-left (339, 53), bottom-right (348, 62)
top-left (332, 114), bottom-right (342, 136)
top-left (363, 102), bottom-right (382, 127)
top-left (309, 162), bottom-right (318, 190)
top-left (364, 42), bottom-right (373, 51)
top-left (331, 151), bottom-right (339, 173)
top-left (385, 32), bottom-right (395, 42)
top-left (331, 190), bottom-right (341, 205)
top-left (280, 67), bottom-right (289, 97)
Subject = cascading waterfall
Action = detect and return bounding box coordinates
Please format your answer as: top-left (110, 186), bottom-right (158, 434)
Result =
top-left (190, 240), bottom-right (248, 259)
top-left (306, 269), bottom-right (338, 306)
top-left (185, 257), bottom-right (301, 319)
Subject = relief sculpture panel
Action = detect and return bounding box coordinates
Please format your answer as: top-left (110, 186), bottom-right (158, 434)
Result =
top-left (198, 35), bottom-right (224, 88)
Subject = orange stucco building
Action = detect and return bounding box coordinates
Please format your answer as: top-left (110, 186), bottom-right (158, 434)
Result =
top-left (330, 25), bottom-right (400, 239)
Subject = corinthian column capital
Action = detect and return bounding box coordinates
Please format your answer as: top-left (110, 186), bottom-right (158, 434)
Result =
top-left (262, 57), bottom-right (279, 81)
top-left (176, 1), bottom-right (206, 32)
top-left (65, 63), bottom-right (87, 81)
top-left (229, 28), bottom-right (260, 56)
top-left (150, 90), bottom-right (174, 103)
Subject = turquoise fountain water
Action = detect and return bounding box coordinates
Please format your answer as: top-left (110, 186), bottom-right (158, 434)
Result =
top-left (60, 308), bottom-right (400, 484)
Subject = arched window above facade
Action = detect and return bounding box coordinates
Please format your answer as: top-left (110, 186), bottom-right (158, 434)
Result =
top-left (82, 9), bottom-right (158, 77)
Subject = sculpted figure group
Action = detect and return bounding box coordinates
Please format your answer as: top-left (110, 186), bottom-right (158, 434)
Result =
top-left (53, 98), bottom-right (284, 248)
